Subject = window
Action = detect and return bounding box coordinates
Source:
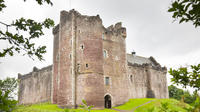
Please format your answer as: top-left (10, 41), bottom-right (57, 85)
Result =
top-left (130, 75), bottom-right (133, 83)
top-left (56, 54), bottom-right (59, 61)
top-left (102, 33), bottom-right (104, 39)
top-left (103, 50), bottom-right (107, 58)
top-left (86, 64), bottom-right (88, 68)
top-left (80, 44), bottom-right (84, 50)
top-left (105, 77), bottom-right (110, 85)
top-left (77, 64), bottom-right (80, 72)
top-left (69, 54), bottom-right (71, 59)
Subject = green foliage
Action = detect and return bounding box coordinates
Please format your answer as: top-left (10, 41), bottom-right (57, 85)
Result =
top-left (168, 85), bottom-right (197, 105)
top-left (23, 0), bottom-right (53, 6)
top-left (183, 91), bottom-right (196, 104)
top-left (13, 98), bottom-right (191, 112)
top-left (168, 0), bottom-right (200, 27)
top-left (0, 78), bottom-right (18, 112)
top-left (0, 90), bottom-right (18, 112)
top-left (135, 99), bottom-right (191, 112)
top-left (169, 64), bottom-right (200, 91)
top-left (184, 95), bottom-right (200, 112)
top-left (0, 0), bottom-right (6, 11)
top-left (168, 85), bottom-right (184, 100)
top-left (79, 100), bottom-right (94, 112)
top-left (114, 98), bottom-right (154, 110)
top-left (0, 0), bottom-right (54, 60)
top-left (0, 77), bottom-right (18, 99)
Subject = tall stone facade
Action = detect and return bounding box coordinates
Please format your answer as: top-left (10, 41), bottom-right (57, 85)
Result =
top-left (18, 9), bottom-right (168, 109)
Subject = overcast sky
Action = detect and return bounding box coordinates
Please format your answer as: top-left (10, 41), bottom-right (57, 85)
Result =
top-left (0, 0), bottom-right (200, 86)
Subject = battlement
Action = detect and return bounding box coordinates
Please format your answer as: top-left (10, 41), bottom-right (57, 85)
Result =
top-left (128, 62), bottom-right (167, 72)
top-left (53, 24), bottom-right (59, 35)
top-left (104, 22), bottom-right (126, 38)
top-left (18, 65), bottom-right (52, 80)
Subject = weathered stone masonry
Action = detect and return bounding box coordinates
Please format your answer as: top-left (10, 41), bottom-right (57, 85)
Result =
top-left (18, 9), bottom-right (169, 109)
top-left (18, 65), bottom-right (52, 104)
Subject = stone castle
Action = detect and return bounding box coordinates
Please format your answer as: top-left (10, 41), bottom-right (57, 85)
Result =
top-left (18, 10), bottom-right (168, 109)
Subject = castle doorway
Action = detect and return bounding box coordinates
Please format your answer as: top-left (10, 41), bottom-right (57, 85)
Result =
top-left (104, 95), bottom-right (112, 108)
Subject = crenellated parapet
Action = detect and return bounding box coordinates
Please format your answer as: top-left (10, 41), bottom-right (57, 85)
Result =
top-left (18, 65), bottom-right (53, 80)
top-left (103, 22), bottom-right (126, 38)
top-left (127, 62), bottom-right (167, 72)
top-left (53, 24), bottom-right (59, 35)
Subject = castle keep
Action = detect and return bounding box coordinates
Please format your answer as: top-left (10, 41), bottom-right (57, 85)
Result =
top-left (18, 10), bottom-right (168, 109)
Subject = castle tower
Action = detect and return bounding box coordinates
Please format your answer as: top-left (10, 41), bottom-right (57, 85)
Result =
top-left (102, 22), bottom-right (130, 107)
top-left (52, 10), bottom-right (104, 108)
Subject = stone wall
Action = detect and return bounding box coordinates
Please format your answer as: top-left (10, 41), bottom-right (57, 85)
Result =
top-left (74, 11), bottom-right (104, 108)
top-left (52, 24), bottom-right (59, 104)
top-left (18, 65), bottom-right (52, 104)
top-left (52, 10), bottom-right (105, 108)
top-left (103, 22), bottom-right (130, 107)
top-left (127, 65), bottom-right (148, 98)
top-left (127, 63), bottom-right (168, 99)
top-left (149, 68), bottom-right (169, 98)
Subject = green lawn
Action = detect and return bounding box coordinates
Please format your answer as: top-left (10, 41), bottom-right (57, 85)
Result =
top-left (13, 98), bottom-right (191, 112)
top-left (13, 102), bottom-right (117, 112)
top-left (114, 98), bottom-right (154, 110)
top-left (134, 99), bottom-right (192, 112)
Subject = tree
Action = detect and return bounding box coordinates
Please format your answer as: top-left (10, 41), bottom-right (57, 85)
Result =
top-left (0, 0), bottom-right (54, 61)
top-left (169, 64), bottom-right (200, 91)
top-left (168, 85), bottom-right (197, 104)
top-left (0, 77), bottom-right (17, 99)
top-left (168, 0), bottom-right (200, 27)
top-left (0, 77), bottom-right (18, 112)
top-left (168, 85), bottom-right (184, 100)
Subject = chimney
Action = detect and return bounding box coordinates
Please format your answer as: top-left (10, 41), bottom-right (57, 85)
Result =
top-left (131, 51), bottom-right (136, 55)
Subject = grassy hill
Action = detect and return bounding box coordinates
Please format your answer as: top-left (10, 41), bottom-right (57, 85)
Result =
top-left (13, 98), bottom-right (192, 112)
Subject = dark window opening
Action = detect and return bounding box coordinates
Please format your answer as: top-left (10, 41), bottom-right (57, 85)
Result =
top-left (130, 75), bottom-right (133, 82)
top-left (81, 45), bottom-right (84, 50)
top-left (77, 64), bottom-right (80, 72)
top-left (104, 95), bottom-right (112, 108)
top-left (86, 64), bottom-right (88, 68)
top-left (69, 54), bottom-right (71, 59)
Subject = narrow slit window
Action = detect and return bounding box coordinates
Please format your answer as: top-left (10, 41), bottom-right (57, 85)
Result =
top-left (69, 54), bottom-right (71, 59)
top-left (86, 64), bottom-right (88, 68)
top-left (81, 45), bottom-right (84, 50)
top-left (130, 75), bottom-right (133, 83)
top-left (77, 64), bottom-right (80, 72)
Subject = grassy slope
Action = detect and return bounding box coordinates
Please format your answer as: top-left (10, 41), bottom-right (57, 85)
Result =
top-left (135, 99), bottom-right (191, 112)
top-left (13, 103), bottom-right (117, 112)
top-left (13, 98), bottom-right (191, 112)
top-left (114, 98), bottom-right (154, 110)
